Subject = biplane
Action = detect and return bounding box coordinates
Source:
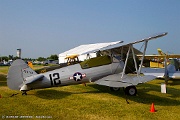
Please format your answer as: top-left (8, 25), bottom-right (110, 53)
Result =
top-left (138, 48), bottom-right (180, 80)
top-left (7, 32), bottom-right (167, 95)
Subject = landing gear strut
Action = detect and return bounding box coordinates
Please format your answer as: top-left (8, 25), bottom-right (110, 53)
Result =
top-left (22, 91), bottom-right (27, 95)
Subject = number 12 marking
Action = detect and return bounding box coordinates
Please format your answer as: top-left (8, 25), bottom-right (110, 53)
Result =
top-left (49, 73), bottom-right (61, 86)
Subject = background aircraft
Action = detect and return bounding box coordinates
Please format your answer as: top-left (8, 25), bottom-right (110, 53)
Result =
top-left (137, 48), bottom-right (180, 60)
top-left (7, 32), bottom-right (167, 96)
top-left (139, 48), bottom-right (180, 83)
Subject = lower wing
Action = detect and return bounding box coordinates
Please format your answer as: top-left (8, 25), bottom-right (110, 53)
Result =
top-left (95, 73), bottom-right (156, 88)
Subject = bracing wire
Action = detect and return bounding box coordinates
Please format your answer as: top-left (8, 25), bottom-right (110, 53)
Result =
top-left (139, 42), bottom-right (145, 52)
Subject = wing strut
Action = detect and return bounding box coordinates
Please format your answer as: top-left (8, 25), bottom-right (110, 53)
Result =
top-left (164, 56), bottom-right (169, 84)
top-left (121, 46), bottom-right (124, 60)
top-left (138, 40), bottom-right (148, 74)
top-left (121, 46), bottom-right (130, 78)
top-left (130, 44), bottom-right (138, 76)
top-left (121, 40), bottom-right (149, 79)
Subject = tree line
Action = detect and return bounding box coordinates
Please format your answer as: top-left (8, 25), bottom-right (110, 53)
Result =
top-left (0, 54), bottom-right (58, 62)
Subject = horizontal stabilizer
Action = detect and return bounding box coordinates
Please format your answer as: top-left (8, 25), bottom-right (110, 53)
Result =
top-left (24, 74), bottom-right (44, 85)
top-left (95, 74), bottom-right (156, 88)
top-left (169, 72), bottom-right (180, 79)
top-left (141, 67), bottom-right (165, 78)
top-left (141, 67), bottom-right (180, 79)
top-left (19, 74), bottom-right (44, 89)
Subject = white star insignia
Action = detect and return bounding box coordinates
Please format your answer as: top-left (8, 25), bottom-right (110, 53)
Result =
top-left (69, 72), bottom-right (86, 81)
top-left (74, 73), bottom-right (82, 81)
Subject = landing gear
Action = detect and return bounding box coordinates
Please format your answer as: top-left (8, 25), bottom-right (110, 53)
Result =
top-left (22, 91), bottom-right (27, 95)
top-left (125, 86), bottom-right (137, 96)
top-left (110, 87), bottom-right (120, 91)
top-left (109, 86), bottom-right (137, 96)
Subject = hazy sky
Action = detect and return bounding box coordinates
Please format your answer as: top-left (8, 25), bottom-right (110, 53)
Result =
top-left (0, 0), bottom-right (180, 58)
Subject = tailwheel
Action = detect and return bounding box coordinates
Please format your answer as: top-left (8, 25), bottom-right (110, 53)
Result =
top-left (110, 87), bottom-right (120, 92)
top-left (125, 86), bottom-right (137, 96)
top-left (22, 91), bottom-right (27, 95)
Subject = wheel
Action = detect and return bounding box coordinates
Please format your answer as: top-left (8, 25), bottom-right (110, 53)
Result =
top-left (110, 87), bottom-right (120, 91)
top-left (125, 86), bottom-right (137, 96)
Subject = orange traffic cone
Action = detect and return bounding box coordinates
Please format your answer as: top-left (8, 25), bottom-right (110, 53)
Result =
top-left (150, 103), bottom-right (156, 112)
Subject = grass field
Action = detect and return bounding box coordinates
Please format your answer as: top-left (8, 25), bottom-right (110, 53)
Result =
top-left (0, 66), bottom-right (180, 120)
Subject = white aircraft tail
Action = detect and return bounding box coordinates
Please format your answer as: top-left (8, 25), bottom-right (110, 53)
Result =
top-left (7, 59), bottom-right (37, 90)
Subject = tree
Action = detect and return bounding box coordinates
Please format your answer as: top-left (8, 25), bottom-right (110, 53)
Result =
top-left (0, 56), bottom-right (8, 61)
top-left (47, 54), bottom-right (58, 60)
top-left (37, 57), bottom-right (46, 61)
top-left (8, 55), bottom-right (13, 60)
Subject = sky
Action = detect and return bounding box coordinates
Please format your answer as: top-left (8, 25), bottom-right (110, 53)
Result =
top-left (0, 0), bottom-right (180, 58)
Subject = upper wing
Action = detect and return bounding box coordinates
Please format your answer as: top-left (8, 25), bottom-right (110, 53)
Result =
top-left (137, 54), bottom-right (166, 59)
top-left (59, 32), bottom-right (167, 56)
top-left (124, 32), bottom-right (167, 45)
top-left (59, 41), bottom-right (123, 57)
top-left (95, 73), bottom-right (156, 88)
top-left (137, 54), bottom-right (180, 59)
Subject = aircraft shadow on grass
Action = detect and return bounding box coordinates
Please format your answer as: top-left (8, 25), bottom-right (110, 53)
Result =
top-left (34, 85), bottom-right (104, 100)
top-left (168, 79), bottom-right (180, 86)
top-left (35, 89), bottom-right (72, 100)
top-left (34, 80), bottom-right (180, 106)
top-left (87, 81), bottom-right (180, 106)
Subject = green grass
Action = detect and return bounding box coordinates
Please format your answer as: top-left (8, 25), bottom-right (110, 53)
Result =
top-left (0, 66), bottom-right (9, 75)
top-left (0, 66), bottom-right (180, 120)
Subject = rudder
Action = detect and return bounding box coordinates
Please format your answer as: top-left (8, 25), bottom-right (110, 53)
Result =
top-left (7, 59), bottom-right (37, 90)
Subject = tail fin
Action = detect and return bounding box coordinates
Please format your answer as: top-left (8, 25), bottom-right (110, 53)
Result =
top-left (157, 48), bottom-right (166, 55)
top-left (7, 59), bottom-right (37, 90)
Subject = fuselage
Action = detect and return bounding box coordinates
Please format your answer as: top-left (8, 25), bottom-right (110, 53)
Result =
top-left (28, 58), bottom-right (124, 90)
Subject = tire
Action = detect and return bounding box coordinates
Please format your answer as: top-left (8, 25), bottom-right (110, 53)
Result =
top-left (125, 86), bottom-right (137, 96)
top-left (110, 87), bottom-right (120, 91)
